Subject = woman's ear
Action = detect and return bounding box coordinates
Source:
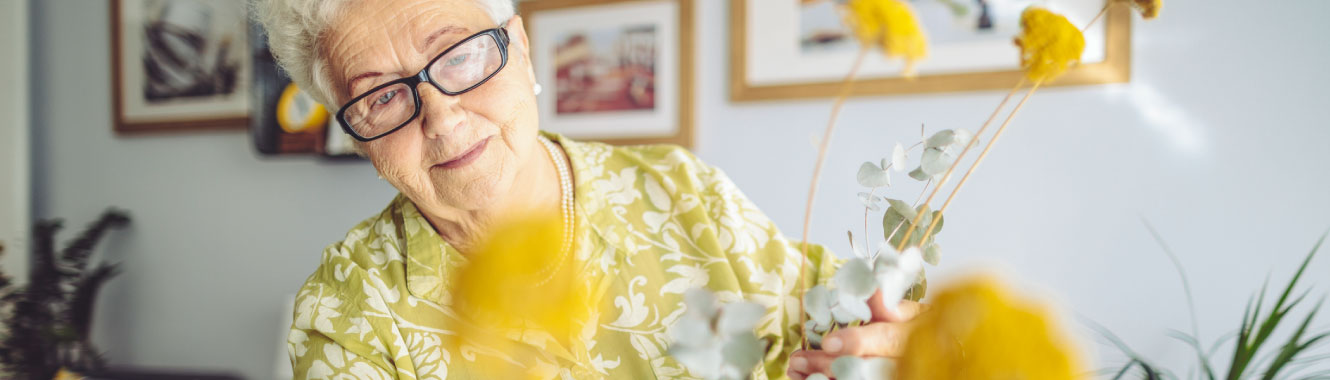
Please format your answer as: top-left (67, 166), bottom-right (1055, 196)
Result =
top-left (505, 16), bottom-right (537, 84)
top-left (506, 16), bottom-right (531, 59)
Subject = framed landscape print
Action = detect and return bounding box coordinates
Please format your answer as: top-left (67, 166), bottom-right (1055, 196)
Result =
top-left (731, 0), bottom-right (1131, 101)
top-left (521, 0), bottom-right (694, 147)
top-left (111, 0), bottom-right (250, 133)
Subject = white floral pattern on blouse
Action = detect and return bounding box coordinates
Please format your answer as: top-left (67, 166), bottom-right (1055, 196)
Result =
top-left (288, 132), bottom-right (842, 379)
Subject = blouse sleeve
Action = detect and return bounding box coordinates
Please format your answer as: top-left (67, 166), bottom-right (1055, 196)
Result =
top-left (288, 261), bottom-right (399, 379)
top-left (656, 147), bottom-right (843, 378)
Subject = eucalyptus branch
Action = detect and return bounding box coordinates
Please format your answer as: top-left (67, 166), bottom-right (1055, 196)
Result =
top-left (800, 47), bottom-right (870, 349)
top-left (894, 79), bottom-right (1024, 251)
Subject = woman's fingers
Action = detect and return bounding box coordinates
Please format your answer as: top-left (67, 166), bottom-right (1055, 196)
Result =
top-left (788, 349), bottom-right (839, 380)
top-left (789, 298), bottom-right (927, 379)
top-left (867, 290), bottom-right (928, 322)
top-left (821, 321), bottom-right (910, 358)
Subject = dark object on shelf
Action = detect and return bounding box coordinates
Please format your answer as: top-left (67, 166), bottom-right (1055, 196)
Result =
top-left (85, 366), bottom-right (245, 380)
top-left (0, 209), bottom-right (131, 380)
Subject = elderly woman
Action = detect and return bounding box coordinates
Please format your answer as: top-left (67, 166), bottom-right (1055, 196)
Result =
top-left (256, 0), bottom-right (920, 378)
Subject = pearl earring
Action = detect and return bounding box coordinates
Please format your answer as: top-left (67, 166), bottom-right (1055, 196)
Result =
top-left (533, 83), bottom-right (543, 95)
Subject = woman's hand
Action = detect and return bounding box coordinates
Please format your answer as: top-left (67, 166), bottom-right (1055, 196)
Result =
top-left (786, 290), bottom-right (927, 380)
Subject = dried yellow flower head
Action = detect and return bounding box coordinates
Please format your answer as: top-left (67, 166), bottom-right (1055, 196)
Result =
top-left (448, 213), bottom-right (596, 377)
top-left (898, 274), bottom-right (1085, 380)
top-left (844, 0), bottom-right (929, 76)
top-left (1013, 7), bottom-right (1085, 82)
top-left (1118, 0), bottom-right (1162, 19)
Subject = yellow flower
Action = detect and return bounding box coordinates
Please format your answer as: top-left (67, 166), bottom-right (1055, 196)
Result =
top-left (448, 213), bottom-right (596, 378)
top-left (1119, 0), bottom-right (1162, 19)
top-left (844, 0), bottom-right (929, 76)
top-left (898, 274), bottom-right (1085, 380)
top-left (1013, 7), bottom-right (1086, 82)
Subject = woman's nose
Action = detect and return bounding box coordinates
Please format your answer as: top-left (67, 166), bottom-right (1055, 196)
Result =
top-left (415, 82), bottom-right (465, 140)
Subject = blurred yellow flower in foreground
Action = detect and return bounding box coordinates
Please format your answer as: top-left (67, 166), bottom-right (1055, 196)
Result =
top-left (1013, 7), bottom-right (1085, 82)
top-left (844, 0), bottom-right (928, 77)
top-left (1118, 0), bottom-right (1162, 19)
top-left (448, 213), bottom-right (595, 378)
top-left (898, 274), bottom-right (1085, 380)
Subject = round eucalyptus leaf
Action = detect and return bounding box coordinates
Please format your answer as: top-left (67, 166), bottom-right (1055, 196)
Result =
top-left (717, 302), bottom-right (765, 337)
top-left (805, 326), bottom-right (824, 346)
top-left (669, 343), bottom-right (723, 380)
top-left (891, 143), bottom-right (908, 172)
top-left (720, 333), bottom-right (764, 379)
top-left (833, 356), bottom-right (898, 380)
top-left (803, 285), bottom-right (833, 328)
top-left (953, 128), bottom-right (974, 147)
top-left (832, 294), bottom-right (872, 323)
top-left (923, 242), bottom-right (941, 266)
top-left (856, 192), bottom-right (882, 211)
top-left (873, 248), bottom-right (924, 312)
top-left (886, 199), bottom-right (916, 221)
top-left (831, 356), bottom-right (865, 380)
top-left (684, 288), bottom-right (719, 319)
top-left (833, 258), bottom-right (878, 299)
top-left (908, 167), bottom-right (931, 181)
top-left (920, 147), bottom-right (954, 176)
top-left (856, 162), bottom-right (891, 188)
top-left (925, 130), bottom-right (957, 149)
top-left (670, 315), bottom-right (714, 349)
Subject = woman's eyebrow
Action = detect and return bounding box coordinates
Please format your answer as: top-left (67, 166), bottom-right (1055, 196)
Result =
top-left (421, 25), bottom-right (471, 51)
top-left (347, 71), bottom-right (384, 96)
top-left (344, 25), bottom-right (470, 97)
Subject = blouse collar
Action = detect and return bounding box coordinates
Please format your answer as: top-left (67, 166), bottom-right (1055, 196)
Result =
top-left (400, 131), bottom-right (625, 302)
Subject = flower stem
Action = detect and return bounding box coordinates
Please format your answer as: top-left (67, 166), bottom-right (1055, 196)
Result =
top-left (864, 187), bottom-right (877, 253)
top-left (893, 78), bottom-right (1026, 252)
top-left (914, 9), bottom-right (1101, 245)
top-left (917, 80), bottom-right (1044, 244)
top-left (799, 47), bottom-right (869, 349)
top-left (1085, 4), bottom-right (1111, 32)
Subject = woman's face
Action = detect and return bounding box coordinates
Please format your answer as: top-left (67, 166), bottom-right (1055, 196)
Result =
top-left (325, 0), bottom-right (538, 215)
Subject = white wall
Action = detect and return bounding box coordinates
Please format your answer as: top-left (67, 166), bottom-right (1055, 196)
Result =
top-left (29, 0), bottom-right (1330, 379)
top-left (1, 0), bottom-right (30, 283)
top-left (692, 0), bottom-right (1330, 373)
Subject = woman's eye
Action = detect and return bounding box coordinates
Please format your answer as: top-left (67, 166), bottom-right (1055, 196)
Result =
top-left (445, 54), bottom-right (470, 67)
top-left (374, 90), bottom-right (397, 106)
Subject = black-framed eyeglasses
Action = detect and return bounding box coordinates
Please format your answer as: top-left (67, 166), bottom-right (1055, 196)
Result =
top-left (336, 27), bottom-right (510, 142)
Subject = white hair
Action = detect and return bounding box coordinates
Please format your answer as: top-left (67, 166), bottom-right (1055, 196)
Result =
top-left (251, 0), bottom-right (516, 108)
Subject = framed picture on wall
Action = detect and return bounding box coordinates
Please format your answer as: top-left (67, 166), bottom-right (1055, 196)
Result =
top-left (732, 0), bottom-right (1131, 101)
top-left (521, 0), bottom-right (694, 147)
top-left (111, 0), bottom-right (251, 133)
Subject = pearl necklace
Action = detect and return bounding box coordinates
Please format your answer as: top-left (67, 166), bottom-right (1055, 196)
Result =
top-left (534, 135), bottom-right (574, 286)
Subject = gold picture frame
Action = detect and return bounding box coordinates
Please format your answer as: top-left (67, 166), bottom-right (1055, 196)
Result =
top-left (520, 0), bottom-right (695, 147)
top-left (731, 0), bottom-right (1131, 102)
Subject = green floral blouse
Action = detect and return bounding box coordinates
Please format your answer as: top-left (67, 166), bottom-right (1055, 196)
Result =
top-left (288, 132), bottom-right (842, 379)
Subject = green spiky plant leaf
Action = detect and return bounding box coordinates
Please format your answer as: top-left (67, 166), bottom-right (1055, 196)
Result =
top-left (0, 209), bottom-right (130, 380)
top-left (1226, 233), bottom-right (1324, 380)
top-left (1091, 227), bottom-right (1329, 380)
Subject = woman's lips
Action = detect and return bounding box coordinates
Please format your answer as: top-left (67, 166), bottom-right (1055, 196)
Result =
top-left (434, 137), bottom-right (490, 170)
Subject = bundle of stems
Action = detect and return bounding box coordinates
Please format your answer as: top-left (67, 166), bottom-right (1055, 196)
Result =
top-left (796, 2), bottom-right (1121, 346)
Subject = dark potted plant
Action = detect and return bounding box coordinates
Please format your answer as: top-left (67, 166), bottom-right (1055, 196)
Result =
top-left (0, 209), bottom-right (130, 380)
